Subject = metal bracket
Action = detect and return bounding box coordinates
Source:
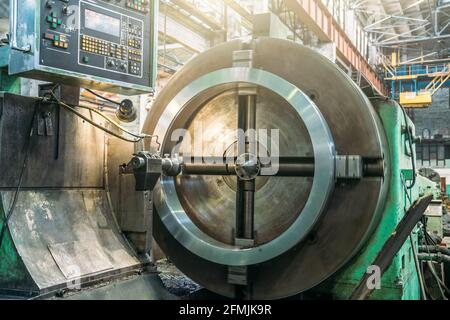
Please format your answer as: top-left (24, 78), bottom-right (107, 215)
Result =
top-left (37, 112), bottom-right (54, 136)
top-left (335, 155), bottom-right (363, 179)
top-left (235, 238), bottom-right (255, 248)
top-left (124, 152), bottom-right (163, 191)
top-left (37, 102), bottom-right (55, 137)
top-left (123, 152), bottom-right (182, 191)
top-left (233, 50), bottom-right (257, 96)
top-left (228, 266), bottom-right (248, 286)
top-left (232, 50), bottom-right (254, 68)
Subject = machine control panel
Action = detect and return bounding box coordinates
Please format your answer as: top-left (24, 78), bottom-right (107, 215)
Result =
top-left (9, 0), bottom-right (157, 94)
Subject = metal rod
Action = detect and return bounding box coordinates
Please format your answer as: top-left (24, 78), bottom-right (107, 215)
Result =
top-left (237, 95), bottom-right (257, 155)
top-left (245, 96), bottom-right (257, 155)
top-left (260, 163), bottom-right (315, 177)
top-left (183, 163), bottom-right (236, 175)
top-left (242, 181), bottom-right (255, 239)
top-left (182, 162), bottom-right (314, 176)
top-left (236, 93), bottom-right (257, 240)
top-left (180, 158), bottom-right (384, 178)
top-left (374, 34), bottom-right (450, 46)
top-left (363, 159), bottom-right (385, 177)
top-left (410, 235), bottom-right (427, 300)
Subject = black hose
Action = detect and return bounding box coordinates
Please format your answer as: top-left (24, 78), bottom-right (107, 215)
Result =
top-left (419, 245), bottom-right (450, 256)
top-left (50, 92), bottom-right (146, 144)
top-left (418, 253), bottom-right (450, 264)
top-left (85, 88), bottom-right (121, 106)
top-left (426, 261), bottom-right (450, 298)
top-left (400, 104), bottom-right (416, 189)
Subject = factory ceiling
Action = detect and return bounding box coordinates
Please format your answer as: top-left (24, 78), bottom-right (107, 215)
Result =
top-left (0, 0), bottom-right (8, 19)
top-left (352, 0), bottom-right (450, 55)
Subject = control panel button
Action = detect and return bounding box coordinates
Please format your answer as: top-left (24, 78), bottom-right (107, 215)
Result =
top-left (44, 32), bottom-right (55, 40)
top-left (47, 12), bottom-right (62, 29)
top-left (38, 0), bottom-right (152, 92)
top-left (77, 4), bottom-right (147, 77)
top-left (126, 0), bottom-right (148, 13)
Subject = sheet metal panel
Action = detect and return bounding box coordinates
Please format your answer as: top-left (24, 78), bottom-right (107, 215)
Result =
top-left (0, 93), bottom-right (104, 188)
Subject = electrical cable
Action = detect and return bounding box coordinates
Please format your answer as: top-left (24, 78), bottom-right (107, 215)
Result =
top-left (57, 98), bottom-right (142, 143)
top-left (85, 88), bottom-right (121, 106)
top-left (76, 103), bottom-right (150, 139)
top-left (401, 174), bottom-right (413, 206)
top-left (419, 245), bottom-right (450, 256)
top-left (50, 91), bottom-right (161, 149)
top-left (427, 261), bottom-right (448, 300)
top-left (428, 262), bottom-right (450, 295)
top-left (0, 88), bottom-right (161, 249)
top-left (418, 250), bottom-right (450, 300)
top-left (410, 235), bottom-right (428, 300)
top-left (0, 102), bottom-right (38, 250)
top-left (426, 232), bottom-right (435, 245)
top-left (400, 103), bottom-right (417, 189)
top-left (420, 221), bottom-right (440, 299)
top-left (419, 252), bottom-right (450, 264)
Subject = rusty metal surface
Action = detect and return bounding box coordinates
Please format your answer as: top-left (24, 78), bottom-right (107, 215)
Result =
top-left (0, 93), bottom-right (104, 189)
top-left (144, 38), bottom-right (390, 299)
top-left (106, 137), bottom-right (152, 253)
top-left (48, 241), bottom-right (114, 280)
top-left (62, 273), bottom-right (178, 300)
top-left (0, 93), bottom-right (144, 295)
top-left (4, 190), bottom-right (141, 292)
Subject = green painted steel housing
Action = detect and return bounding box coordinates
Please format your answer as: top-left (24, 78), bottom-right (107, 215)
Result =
top-left (312, 99), bottom-right (432, 300)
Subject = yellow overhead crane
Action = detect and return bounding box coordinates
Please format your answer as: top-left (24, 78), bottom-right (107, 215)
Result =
top-left (383, 52), bottom-right (450, 108)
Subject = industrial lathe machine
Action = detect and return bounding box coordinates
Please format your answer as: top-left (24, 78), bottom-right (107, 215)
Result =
top-left (0, 0), bottom-right (444, 300)
top-left (140, 37), bottom-right (437, 300)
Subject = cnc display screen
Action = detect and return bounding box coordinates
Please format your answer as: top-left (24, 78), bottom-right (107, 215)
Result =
top-left (84, 9), bottom-right (120, 37)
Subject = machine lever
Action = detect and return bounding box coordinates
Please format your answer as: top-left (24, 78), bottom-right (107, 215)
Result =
top-left (350, 194), bottom-right (433, 300)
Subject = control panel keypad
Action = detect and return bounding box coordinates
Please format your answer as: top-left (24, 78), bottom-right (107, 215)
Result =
top-left (126, 0), bottom-right (148, 13)
top-left (79, 7), bottom-right (144, 77)
top-left (81, 35), bottom-right (127, 60)
top-left (39, 0), bottom-right (152, 89)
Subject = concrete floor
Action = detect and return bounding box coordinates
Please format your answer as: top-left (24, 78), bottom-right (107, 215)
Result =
top-left (60, 260), bottom-right (228, 300)
top-left (62, 273), bottom-right (178, 300)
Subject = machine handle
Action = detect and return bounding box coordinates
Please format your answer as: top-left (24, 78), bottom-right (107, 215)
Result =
top-left (9, 0), bottom-right (32, 53)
